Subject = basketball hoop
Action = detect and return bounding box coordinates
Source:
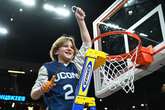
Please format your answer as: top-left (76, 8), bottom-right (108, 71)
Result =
top-left (92, 31), bottom-right (153, 95)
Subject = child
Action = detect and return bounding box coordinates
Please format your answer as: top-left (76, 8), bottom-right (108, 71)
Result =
top-left (31, 7), bottom-right (92, 110)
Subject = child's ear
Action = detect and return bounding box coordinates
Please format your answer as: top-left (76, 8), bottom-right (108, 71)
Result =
top-left (55, 50), bottom-right (59, 55)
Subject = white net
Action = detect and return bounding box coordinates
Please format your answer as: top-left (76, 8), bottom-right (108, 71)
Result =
top-left (94, 46), bottom-right (139, 97)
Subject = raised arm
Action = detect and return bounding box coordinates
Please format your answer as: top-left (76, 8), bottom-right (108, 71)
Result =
top-left (75, 7), bottom-right (92, 45)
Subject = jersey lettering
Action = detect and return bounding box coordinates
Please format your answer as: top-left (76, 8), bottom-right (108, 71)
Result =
top-left (55, 72), bottom-right (77, 82)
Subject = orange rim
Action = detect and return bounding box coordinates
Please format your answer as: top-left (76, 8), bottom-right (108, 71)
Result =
top-left (92, 31), bottom-right (142, 61)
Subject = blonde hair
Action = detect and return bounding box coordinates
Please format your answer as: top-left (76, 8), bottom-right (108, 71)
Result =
top-left (49, 35), bottom-right (77, 61)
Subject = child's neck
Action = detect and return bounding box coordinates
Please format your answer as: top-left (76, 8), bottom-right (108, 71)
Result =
top-left (58, 59), bottom-right (70, 65)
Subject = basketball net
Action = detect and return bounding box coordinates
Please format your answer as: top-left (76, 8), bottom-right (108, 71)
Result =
top-left (95, 48), bottom-right (138, 93)
top-left (92, 31), bottom-right (141, 94)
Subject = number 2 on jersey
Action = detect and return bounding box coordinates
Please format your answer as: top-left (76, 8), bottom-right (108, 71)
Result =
top-left (63, 84), bottom-right (74, 100)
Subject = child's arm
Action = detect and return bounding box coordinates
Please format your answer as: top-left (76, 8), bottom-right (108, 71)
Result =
top-left (75, 7), bottom-right (92, 45)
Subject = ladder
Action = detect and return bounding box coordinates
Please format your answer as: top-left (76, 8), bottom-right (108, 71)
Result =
top-left (72, 49), bottom-right (106, 110)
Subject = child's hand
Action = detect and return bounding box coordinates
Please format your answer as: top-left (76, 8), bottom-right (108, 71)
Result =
top-left (75, 7), bottom-right (86, 21)
top-left (41, 75), bottom-right (56, 93)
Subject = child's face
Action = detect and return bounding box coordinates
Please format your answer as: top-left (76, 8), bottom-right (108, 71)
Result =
top-left (56, 40), bottom-right (75, 63)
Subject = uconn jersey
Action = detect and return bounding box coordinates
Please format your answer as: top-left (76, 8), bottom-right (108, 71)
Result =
top-left (31, 43), bottom-right (91, 110)
top-left (43, 61), bottom-right (78, 110)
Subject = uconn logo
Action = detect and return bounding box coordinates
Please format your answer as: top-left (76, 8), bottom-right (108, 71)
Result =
top-left (55, 72), bottom-right (77, 82)
top-left (82, 61), bottom-right (92, 92)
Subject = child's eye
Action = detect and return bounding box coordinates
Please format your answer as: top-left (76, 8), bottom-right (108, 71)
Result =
top-left (62, 44), bottom-right (69, 47)
top-left (63, 45), bottom-right (68, 47)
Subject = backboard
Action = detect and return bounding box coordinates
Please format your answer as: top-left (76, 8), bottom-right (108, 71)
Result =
top-left (93, 0), bottom-right (165, 98)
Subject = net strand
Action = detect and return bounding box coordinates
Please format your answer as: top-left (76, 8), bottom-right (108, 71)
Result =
top-left (94, 43), bottom-right (140, 93)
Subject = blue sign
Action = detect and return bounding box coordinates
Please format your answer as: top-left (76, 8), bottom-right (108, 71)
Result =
top-left (0, 94), bottom-right (26, 102)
